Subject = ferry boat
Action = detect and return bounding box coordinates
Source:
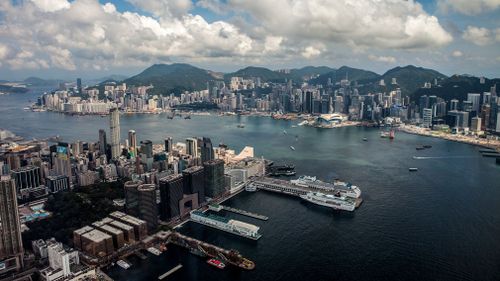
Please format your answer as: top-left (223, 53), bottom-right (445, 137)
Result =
top-left (290, 176), bottom-right (361, 198)
top-left (207, 259), bottom-right (226, 269)
top-left (190, 211), bottom-right (262, 240)
top-left (300, 192), bottom-right (356, 211)
top-left (117, 260), bottom-right (131, 269)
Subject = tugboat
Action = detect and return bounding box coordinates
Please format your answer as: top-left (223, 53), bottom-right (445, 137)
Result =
top-left (207, 259), bottom-right (226, 269)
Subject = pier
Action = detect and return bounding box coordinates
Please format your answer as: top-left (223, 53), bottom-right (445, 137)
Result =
top-left (165, 231), bottom-right (255, 270)
top-left (250, 177), bottom-right (363, 208)
top-left (158, 264), bottom-right (183, 280)
top-left (209, 204), bottom-right (268, 221)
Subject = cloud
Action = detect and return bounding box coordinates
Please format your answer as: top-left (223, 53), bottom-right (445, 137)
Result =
top-left (30, 0), bottom-right (70, 12)
top-left (301, 46), bottom-right (323, 59)
top-left (126, 0), bottom-right (192, 18)
top-left (452, 50), bottom-right (463, 57)
top-left (437, 0), bottom-right (500, 15)
top-left (462, 26), bottom-right (493, 46)
top-left (228, 0), bottom-right (452, 49)
top-left (368, 55), bottom-right (397, 63)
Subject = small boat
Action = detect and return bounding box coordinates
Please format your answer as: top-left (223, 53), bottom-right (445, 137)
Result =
top-left (290, 146), bottom-right (295, 151)
top-left (423, 145), bottom-right (432, 148)
top-left (380, 131), bottom-right (389, 138)
top-left (409, 168), bottom-right (418, 172)
top-left (283, 130), bottom-right (287, 135)
top-left (147, 247), bottom-right (161, 256)
top-left (237, 124), bottom-right (245, 128)
top-left (184, 115), bottom-right (191, 119)
top-left (207, 259), bottom-right (226, 269)
top-left (363, 138), bottom-right (368, 141)
top-left (291, 125), bottom-right (297, 128)
top-left (416, 146), bottom-right (425, 150)
top-left (117, 260), bottom-right (131, 269)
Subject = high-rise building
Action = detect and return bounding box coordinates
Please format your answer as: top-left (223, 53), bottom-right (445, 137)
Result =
top-left (0, 177), bottom-right (24, 275)
top-left (124, 180), bottom-right (142, 218)
top-left (200, 137), bottom-right (214, 164)
top-left (159, 174), bottom-right (183, 221)
top-left (182, 166), bottom-right (205, 204)
top-left (422, 108), bottom-right (433, 128)
top-left (140, 140), bottom-right (153, 158)
top-left (467, 93), bottom-right (481, 114)
top-left (98, 129), bottom-right (107, 155)
top-left (76, 78), bottom-right (82, 94)
top-left (54, 142), bottom-right (72, 183)
top-left (471, 117), bottom-right (482, 132)
top-left (185, 138), bottom-right (198, 158)
top-left (11, 165), bottom-right (46, 200)
top-left (137, 184), bottom-right (158, 233)
top-left (128, 130), bottom-right (137, 157)
top-left (164, 137), bottom-right (173, 153)
top-left (450, 99), bottom-right (459, 111)
top-left (109, 108), bottom-right (121, 160)
top-left (203, 159), bottom-right (225, 198)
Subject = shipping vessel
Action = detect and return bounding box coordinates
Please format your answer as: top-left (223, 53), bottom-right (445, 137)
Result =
top-left (290, 176), bottom-right (361, 198)
top-left (190, 211), bottom-right (262, 240)
top-left (207, 259), bottom-right (226, 269)
top-left (300, 192), bottom-right (356, 211)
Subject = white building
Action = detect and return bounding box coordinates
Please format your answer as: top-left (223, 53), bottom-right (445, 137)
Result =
top-left (422, 108), bottom-right (432, 128)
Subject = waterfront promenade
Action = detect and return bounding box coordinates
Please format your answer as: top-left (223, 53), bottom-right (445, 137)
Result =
top-left (399, 124), bottom-right (500, 151)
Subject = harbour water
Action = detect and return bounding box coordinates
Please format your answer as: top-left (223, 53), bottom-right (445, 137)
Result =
top-left (2, 91), bottom-right (500, 280)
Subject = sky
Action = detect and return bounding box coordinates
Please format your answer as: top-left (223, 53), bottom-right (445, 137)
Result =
top-left (0, 0), bottom-right (499, 80)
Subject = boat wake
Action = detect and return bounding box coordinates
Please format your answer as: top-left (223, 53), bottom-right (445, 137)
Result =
top-left (412, 156), bottom-right (477, 160)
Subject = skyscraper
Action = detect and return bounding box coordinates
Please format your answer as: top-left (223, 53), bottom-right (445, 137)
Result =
top-left (124, 180), bottom-right (142, 218)
top-left (137, 184), bottom-right (158, 233)
top-left (109, 108), bottom-right (121, 160)
top-left (182, 166), bottom-right (205, 204)
top-left (76, 78), bottom-right (82, 94)
top-left (203, 159), bottom-right (225, 198)
top-left (54, 142), bottom-right (72, 183)
top-left (159, 174), bottom-right (183, 221)
top-left (140, 140), bottom-right (153, 158)
top-left (200, 137), bottom-right (214, 164)
top-left (467, 93), bottom-right (481, 114)
top-left (164, 137), bottom-right (173, 153)
top-left (128, 130), bottom-right (137, 157)
top-left (98, 129), bottom-right (107, 155)
top-left (0, 177), bottom-right (24, 275)
top-left (185, 138), bottom-right (198, 158)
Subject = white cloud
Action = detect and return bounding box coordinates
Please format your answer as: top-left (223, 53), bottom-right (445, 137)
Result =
top-left (301, 46), bottom-right (323, 58)
top-left (452, 50), bottom-right (463, 57)
top-left (228, 0), bottom-right (452, 49)
top-left (126, 0), bottom-right (192, 18)
top-left (462, 26), bottom-right (493, 46)
top-left (30, 0), bottom-right (70, 12)
top-left (368, 55), bottom-right (397, 63)
top-left (437, 0), bottom-right (500, 15)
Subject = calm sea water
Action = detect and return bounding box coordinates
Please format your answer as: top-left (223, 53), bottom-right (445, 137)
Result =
top-left (2, 91), bottom-right (500, 281)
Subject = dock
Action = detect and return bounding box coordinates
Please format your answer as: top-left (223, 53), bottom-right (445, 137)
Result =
top-left (209, 204), bottom-right (268, 220)
top-left (134, 251), bottom-right (148, 260)
top-left (158, 264), bottom-right (182, 280)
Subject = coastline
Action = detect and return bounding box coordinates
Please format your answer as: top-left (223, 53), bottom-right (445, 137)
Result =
top-left (398, 124), bottom-right (500, 152)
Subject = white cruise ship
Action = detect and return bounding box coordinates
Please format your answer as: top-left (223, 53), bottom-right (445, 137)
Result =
top-left (290, 176), bottom-right (361, 198)
top-left (300, 192), bottom-right (356, 211)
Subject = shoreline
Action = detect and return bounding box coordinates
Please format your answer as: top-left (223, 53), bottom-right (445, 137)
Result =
top-left (398, 125), bottom-right (500, 152)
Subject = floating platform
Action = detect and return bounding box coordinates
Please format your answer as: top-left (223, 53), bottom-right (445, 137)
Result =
top-left (218, 205), bottom-right (268, 221)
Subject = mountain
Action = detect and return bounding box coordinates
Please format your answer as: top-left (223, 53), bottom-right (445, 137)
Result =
top-left (23, 77), bottom-right (64, 87)
top-left (410, 75), bottom-right (499, 102)
top-left (377, 65), bottom-right (447, 95)
top-left (124, 63), bottom-right (219, 95)
top-left (288, 66), bottom-right (336, 81)
top-left (310, 66), bottom-right (380, 85)
top-left (0, 84), bottom-right (29, 93)
top-left (224, 66), bottom-right (287, 82)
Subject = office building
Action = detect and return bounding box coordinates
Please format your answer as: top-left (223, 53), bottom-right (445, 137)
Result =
top-left (11, 165), bottom-right (47, 200)
top-left (0, 177), bottom-right (24, 275)
top-left (200, 137), bottom-right (214, 164)
top-left (98, 129), bottom-right (107, 155)
top-left (128, 130), bottom-right (137, 157)
top-left (159, 174), bottom-right (183, 221)
top-left (109, 107), bottom-right (121, 160)
top-left (140, 140), bottom-right (153, 158)
top-left (449, 99), bottom-right (459, 111)
top-left (54, 142), bottom-right (72, 183)
top-left (40, 239), bottom-right (80, 281)
top-left (471, 117), bottom-right (482, 132)
top-left (137, 184), bottom-right (158, 233)
top-left (183, 166), bottom-right (205, 204)
top-left (46, 175), bottom-right (70, 193)
top-left (124, 180), bottom-right (142, 217)
top-left (422, 108), bottom-right (432, 128)
top-left (203, 159), bottom-right (225, 198)
top-left (164, 137), bottom-right (173, 153)
top-left (185, 138), bottom-right (198, 158)
top-left (467, 93), bottom-right (481, 114)
top-left (109, 211), bottom-right (147, 241)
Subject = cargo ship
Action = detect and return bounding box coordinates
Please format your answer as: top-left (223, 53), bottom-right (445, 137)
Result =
top-left (290, 176), bottom-right (361, 198)
top-left (300, 192), bottom-right (356, 211)
top-left (190, 211), bottom-right (262, 240)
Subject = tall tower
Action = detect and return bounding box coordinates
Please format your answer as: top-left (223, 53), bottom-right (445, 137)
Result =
top-left (109, 107), bottom-right (121, 160)
top-left (0, 176), bottom-right (24, 274)
top-left (138, 184), bottom-right (158, 233)
top-left (164, 137), bottom-right (173, 153)
top-left (200, 137), bottom-right (214, 164)
top-left (185, 138), bottom-right (198, 158)
top-left (98, 129), bottom-right (107, 154)
top-left (128, 130), bottom-right (137, 157)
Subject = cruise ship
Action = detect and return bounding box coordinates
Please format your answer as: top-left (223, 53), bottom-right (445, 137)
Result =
top-left (300, 192), bottom-right (356, 211)
top-left (290, 176), bottom-right (361, 198)
top-left (190, 211), bottom-right (262, 240)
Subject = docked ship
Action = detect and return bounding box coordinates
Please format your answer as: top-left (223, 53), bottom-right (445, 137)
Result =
top-left (290, 176), bottom-right (361, 198)
top-left (300, 192), bottom-right (356, 211)
top-left (207, 258), bottom-right (226, 269)
top-left (190, 211), bottom-right (262, 240)
top-left (116, 260), bottom-right (131, 269)
top-left (267, 164), bottom-right (296, 176)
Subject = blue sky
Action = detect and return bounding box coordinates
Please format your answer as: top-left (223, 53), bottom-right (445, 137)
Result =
top-left (0, 0), bottom-right (499, 80)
